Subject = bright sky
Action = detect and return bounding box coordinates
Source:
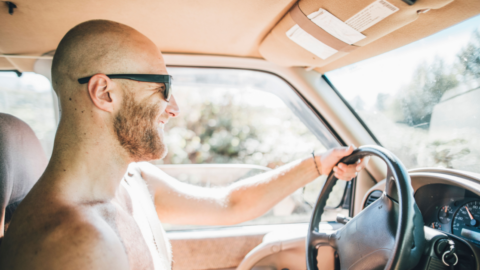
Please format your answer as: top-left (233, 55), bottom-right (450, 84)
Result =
top-left (168, 67), bottom-right (289, 109)
top-left (325, 14), bottom-right (480, 108)
top-left (0, 72), bottom-right (51, 92)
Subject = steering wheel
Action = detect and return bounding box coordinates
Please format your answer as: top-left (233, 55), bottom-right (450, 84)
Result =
top-left (307, 145), bottom-right (425, 270)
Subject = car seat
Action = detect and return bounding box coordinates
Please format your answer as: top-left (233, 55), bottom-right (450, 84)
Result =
top-left (0, 113), bottom-right (47, 244)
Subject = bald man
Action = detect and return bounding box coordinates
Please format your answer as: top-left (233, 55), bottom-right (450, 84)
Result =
top-left (0, 20), bottom-right (366, 269)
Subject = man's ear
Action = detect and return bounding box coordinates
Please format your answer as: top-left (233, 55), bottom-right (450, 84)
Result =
top-left (87, 74), bottom-right (117, 112)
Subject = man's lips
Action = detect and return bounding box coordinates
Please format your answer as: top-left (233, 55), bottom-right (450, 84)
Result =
top-left (157, 114), bottom-right (169, 125)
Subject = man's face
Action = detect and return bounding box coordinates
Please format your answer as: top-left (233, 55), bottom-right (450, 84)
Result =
top-left (113, 85), bottom-right (171, 162)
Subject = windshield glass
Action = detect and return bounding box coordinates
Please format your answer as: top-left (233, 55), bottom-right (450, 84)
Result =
top-left (325, 15), bottom-right (480, 173)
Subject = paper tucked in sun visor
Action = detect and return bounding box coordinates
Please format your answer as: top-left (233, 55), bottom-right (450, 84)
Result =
top-left (346, 0), bottom-right (400, 32)
top-left (286, 8), bottom-right (366, 59)
top-left (259, 0), bottom-right (454, 67)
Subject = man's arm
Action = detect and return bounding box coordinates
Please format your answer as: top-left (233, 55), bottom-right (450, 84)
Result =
top-left (140, 146), bottom-right (365, 226)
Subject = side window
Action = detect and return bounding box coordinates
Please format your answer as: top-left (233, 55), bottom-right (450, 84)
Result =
top-left (0, 72), bottom-right (56, 159)
top-left (156, 68), bottom-right (347, 230)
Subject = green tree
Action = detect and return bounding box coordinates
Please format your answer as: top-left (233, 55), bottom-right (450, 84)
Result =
top-left (161, 86), bottom-right (323, 168)
top-left (398, 56), bottom-right (458, 127)
top-left (163, 92), bottom-right (261, 164)
top-left (350, 95), bottom-right (365, 111)
top-left (375, 93), bottom-right (390, 112)
top-left (457, 29), bottom-right (480, 80)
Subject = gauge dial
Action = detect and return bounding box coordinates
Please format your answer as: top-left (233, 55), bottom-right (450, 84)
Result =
top-left (430, 222), bottom-right (442, 229)
top-left (438, 205), bottom-right (453, 223)
top-left (452, 201), bottom-right (480, 245)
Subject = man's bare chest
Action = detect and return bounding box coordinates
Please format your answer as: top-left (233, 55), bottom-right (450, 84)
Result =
top-left (112, 204), bottom-right (155, 270)
top-left (95, 188), bottom-right (155, 270)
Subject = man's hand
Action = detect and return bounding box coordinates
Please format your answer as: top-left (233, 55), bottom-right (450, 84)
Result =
top-left (317, 145), bottom-right (368, 180)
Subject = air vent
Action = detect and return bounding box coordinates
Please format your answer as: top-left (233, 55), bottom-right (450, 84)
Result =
top-left (364, 190), bottom-right (383, 208)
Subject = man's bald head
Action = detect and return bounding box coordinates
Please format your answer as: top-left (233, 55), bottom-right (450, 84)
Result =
top-left (52, 20), bottom-right (166, 101)
top-left (50, 20), bottom-right (175, 162)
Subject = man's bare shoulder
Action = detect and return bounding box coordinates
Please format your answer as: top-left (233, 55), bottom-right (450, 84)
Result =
top-left (0, 202), bottom-right (129, 270)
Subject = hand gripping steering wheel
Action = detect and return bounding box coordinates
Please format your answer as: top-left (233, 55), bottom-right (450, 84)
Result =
top-left (307, 146), bottom-right (425, 270)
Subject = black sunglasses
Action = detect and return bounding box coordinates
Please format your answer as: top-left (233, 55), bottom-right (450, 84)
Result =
top-left (78, 74), bottom-right (172, 102)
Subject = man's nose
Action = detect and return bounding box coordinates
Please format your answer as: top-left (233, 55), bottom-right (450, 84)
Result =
top-left (166, 95), bottom-right (180, 117)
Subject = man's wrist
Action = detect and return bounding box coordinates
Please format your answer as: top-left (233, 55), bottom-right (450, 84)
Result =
top-left (297, 156), bottom-right (323, 184)
top-left (311, 150), bottom-right (321, 176)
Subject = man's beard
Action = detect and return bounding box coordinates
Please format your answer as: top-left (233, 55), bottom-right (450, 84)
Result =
top-left (114, 90), bottom-right (167, 162)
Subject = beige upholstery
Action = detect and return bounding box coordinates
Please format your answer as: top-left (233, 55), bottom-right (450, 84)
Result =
top-left (1, 0), bottom-right (479, 72)
top-left (259, 0), bottom-right (453, 67)
top-left (316, 246), bottom-right (335, 270)
top-left (0, 0), bottom-right (296, 71)
top-left (236, 229), bottom-right (307, 270)
top-left (171, 234), bottom-right (263, 270)
top-left (0, 113), bottom-right (47, 240)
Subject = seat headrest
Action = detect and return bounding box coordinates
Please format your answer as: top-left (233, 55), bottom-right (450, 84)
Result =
top-left (0, 113), bottom-right (47, 237)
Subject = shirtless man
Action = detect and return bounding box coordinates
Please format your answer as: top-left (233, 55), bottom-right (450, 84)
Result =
top-left (0, 20), bottom-right (366, 269)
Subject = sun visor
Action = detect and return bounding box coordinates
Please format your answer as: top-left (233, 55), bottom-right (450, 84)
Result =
top-left (259, 0), bottom-right (454, 67)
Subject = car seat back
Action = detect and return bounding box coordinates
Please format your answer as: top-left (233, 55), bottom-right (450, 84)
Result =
top-left (0, 113), bottom-right (47, 241)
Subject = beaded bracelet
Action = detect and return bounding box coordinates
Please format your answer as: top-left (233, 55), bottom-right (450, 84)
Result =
top-left (311, 150), bottom-right (321, 176)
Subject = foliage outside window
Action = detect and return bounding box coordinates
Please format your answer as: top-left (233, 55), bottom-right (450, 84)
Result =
top-left (156, 68), bottom-right (347, 230)
top-left (326, 15), bottom-right (480, 173)
top-left (0, 72), bottom-right (56, 158)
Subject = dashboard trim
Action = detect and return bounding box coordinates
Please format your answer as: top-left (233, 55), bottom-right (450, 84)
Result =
top-left (361, 168), bottom-right (480, 210)
top-left (409, 172), bottom-right (480, 198)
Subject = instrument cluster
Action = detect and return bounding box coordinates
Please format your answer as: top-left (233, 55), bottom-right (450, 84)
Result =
top-left (416, 184), bottom-right (480, 246)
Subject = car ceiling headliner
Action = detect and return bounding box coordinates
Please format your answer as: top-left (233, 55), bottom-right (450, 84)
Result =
top-left (0, 0), bottom-right (479, 73)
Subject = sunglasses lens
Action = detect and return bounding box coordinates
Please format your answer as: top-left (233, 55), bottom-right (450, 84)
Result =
top-left (165, 84), bottom-right (171, 102)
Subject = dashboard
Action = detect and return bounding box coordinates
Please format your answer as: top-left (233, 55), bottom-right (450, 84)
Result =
top-left (362, 168), bottom-right (480, 269)
top-left (416, 184), bottom-right (480, 246)
top-left (363, 168), bottom-right (480, 248)
top-left (237, 168), bottom-right (480, 270)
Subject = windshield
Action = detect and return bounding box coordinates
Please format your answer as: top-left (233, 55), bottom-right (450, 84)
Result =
top-left (325, 15), bottom-right (480, 173)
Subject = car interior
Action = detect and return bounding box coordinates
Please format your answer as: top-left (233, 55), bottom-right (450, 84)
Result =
top-left (1, 0), bottom-right (480, 269)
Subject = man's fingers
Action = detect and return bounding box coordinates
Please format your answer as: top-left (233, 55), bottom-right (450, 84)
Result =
top-left (356, 156), bottom-right (370, 171)
top-left (333, 166), bottom-right (344, 173)
top-left (334, 164), bottom-right (357, 180)
top-left (332, 145), bottom-right (355, 158)
top-left (330, 147), bottom-right (368, 180)
top-left (334, 166), bottom-right (352, 180)
top-left (338, 157), bottom-right (369, 172)
top-left (338, 163), bottom-right (356, 173)
top-left (335, 171), bottom-right (356, 180)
